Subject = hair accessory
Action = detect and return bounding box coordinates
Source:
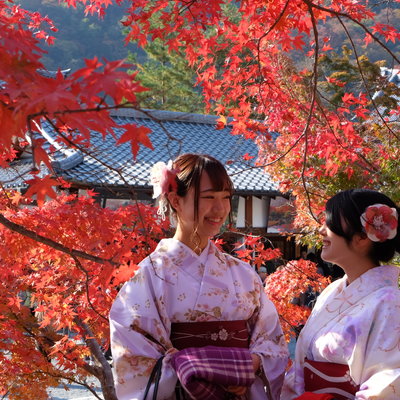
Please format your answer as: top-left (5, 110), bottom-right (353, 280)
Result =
top-left (360, 203), bottom-right (398, 242)
top-left (150, 160), bottom-right (179, 219)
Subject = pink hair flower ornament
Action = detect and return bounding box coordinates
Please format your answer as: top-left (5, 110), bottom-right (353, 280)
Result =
top-left (150, 160), bottom-right (178, 199)
top-left (360, 203), bottom-right (398, 242)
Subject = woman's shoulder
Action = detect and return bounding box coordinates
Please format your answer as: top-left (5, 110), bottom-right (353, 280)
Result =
top-left (374, 282), bottom-right (400, 303)
top-left (211, 242), bottom-right (257, 272)
top-left (138, 239), bottom-right (172, 265)
top-left (126, 241), bottom-right (171, 283)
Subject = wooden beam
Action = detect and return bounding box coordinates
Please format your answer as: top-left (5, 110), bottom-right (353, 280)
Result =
top-left (245, 196), bottom-right (253, 228)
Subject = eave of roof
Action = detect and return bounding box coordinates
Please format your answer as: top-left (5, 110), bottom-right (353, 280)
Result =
top-left (1, 109), bottom-right (280, 197)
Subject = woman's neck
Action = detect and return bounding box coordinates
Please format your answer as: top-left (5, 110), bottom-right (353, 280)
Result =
top-left (172, 229), bottom-right (208, 255)
top-left (340, 256), bottom-right (377, 284)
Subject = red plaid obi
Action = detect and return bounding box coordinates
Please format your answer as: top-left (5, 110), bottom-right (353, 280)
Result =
top-left (171, 346), bottom-right (255, 400)
top-left (303, 359), bottom-right (359, 400)
top-left (170, 320), bottom-right (249, 350)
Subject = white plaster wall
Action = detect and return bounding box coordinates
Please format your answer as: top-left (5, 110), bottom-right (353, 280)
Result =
top-left (236, 196), bottom-right (246, 228)
top-left (236, 196), bottom-right (268, 228)
top-left (253, 196), bottom-right (267, 228)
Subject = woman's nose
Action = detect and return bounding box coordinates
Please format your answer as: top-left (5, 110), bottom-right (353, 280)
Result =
top-left (213, 197), bottom-right (228, 212)
top-left (319, 223), bottom-right (326, 235)
top-left (213, 199), bottom-right (224, 211)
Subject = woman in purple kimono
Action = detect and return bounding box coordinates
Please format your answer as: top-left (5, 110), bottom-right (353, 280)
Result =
top-left (282, 189), bottom-right (400, 400)
top-left (110, 153), bottom-right (288, 400)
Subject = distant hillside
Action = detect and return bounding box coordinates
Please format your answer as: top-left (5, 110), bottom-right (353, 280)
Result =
top-left (18, 1), bottom-right (400, 76)
top-left (18, 0), bottom-right (143, 72)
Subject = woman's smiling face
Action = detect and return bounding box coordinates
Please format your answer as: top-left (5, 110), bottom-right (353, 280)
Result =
top-left (175, 171), bottom-right (231, 249)
top-left (319, 222), bottom-right (353, 267)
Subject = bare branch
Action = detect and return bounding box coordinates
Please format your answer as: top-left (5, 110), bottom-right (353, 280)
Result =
top-left (336, 15), bottom-right (400, 140)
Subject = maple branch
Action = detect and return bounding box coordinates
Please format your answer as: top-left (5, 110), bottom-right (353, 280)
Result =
top-left (8, 310), bottom-right (105, 398)
top-left (228, 131), bottom-right (305, 175)
top-left (336, 15), bottom-right (400, 141)
top-left (256, 0), bottom-right (290, 49)
top-left (137, 109), bottom-right (184, 152)
top-left (305, 0), bottom-right (400, 65)
top-left (0, 391), bottom-right (9, 400)
top-left (74, 316), bottom-right (117, 400)
top-left (255, 0), bottom-right (291, 115)
top-left (27, 101), bottom-right (134, 121)
top-left (277, 312), bottom-right (298, 333)
top-left (0, 213), bottom-right (118, 266)
top-left (72, 255), bottom-right (109, 322)
top-left (43, 116), bottom-right (128, 182)
top-left (36, 371), bottom-right (104, 400)
top-left (313, 95), bottom-right (394, 185)
top-left (298, 0), bottom-right (320, 223)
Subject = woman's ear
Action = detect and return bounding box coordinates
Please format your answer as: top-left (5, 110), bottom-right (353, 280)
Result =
top-left (167, 192), bottom-right (180, 211)
top-left (352, 232), bottom-right (372, 256)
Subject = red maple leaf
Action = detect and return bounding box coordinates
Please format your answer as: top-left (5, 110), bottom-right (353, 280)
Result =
top-left (117, 124), bottom-right (153, 159)
top-left (242, 153), bottom-right (254, 161)
top-left (25, 175), bottom-right (59, 207)
top-left (216, 115), bottom-right (227, 130)
top-left (33, 144), bottom-right (53, 170)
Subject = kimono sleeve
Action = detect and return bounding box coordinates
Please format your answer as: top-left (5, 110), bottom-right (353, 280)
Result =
top-left (248, 277), bottom-right (289, 400)
top-left (356, 288), bottom-right (400, 399)
top-left (109, 263), bottom-right (177, 400)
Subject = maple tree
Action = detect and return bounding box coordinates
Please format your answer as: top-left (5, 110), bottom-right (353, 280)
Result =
top-left (0, 191), bottom-right (169, 398)
top-left (119, 0), bottom-right (400, 229)
top-left (0, 0), bottom-right (399, 398)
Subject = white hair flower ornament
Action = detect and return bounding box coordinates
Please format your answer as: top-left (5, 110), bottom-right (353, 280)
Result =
top-left (360, 203), bottom-right (398, 242)
top-left (150, 160), bottom-right (178, 199)
top-left (150, 161), bottom-right (179, 219)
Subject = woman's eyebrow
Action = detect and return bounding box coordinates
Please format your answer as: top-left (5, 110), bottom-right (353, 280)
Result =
top-left (200, 188), bottom-right (230, 193)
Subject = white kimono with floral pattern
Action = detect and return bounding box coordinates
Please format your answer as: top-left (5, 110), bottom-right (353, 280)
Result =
top-left (281, 265), bottom-right (400, 400)
top-left (110, 238), bottom-right (288, 400)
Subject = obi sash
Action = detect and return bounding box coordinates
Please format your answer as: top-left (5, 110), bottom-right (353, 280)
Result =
top-left (170, 320), bottom-right (249, 350)
top-left (304, 359), bottom-right (359, 400)
top-left (171, 346), bottom-right (255, 400)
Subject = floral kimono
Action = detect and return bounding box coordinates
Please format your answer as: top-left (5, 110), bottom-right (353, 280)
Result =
top-left (282, 265), bottom-right (400, 400)
top-left (110, 238), bottom-right (288, 400)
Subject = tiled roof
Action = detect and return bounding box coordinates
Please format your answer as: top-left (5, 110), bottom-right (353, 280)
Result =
top-left (0, 109), bottom-right (280, 197)
top-left (372, 67), bottom-right (400, 123)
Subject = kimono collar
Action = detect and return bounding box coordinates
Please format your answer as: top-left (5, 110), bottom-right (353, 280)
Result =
top-left (342, 264), bottom-right (399, 293)
top-left (299, 265), bottom-right (399, 359)
top-left (314, 265), bottom-right (399, 317)
top-left (157, 238), bottom-right (212, 263)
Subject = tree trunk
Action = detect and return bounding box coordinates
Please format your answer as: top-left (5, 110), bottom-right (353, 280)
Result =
top-left (75, 317), bottom-right (118, 400)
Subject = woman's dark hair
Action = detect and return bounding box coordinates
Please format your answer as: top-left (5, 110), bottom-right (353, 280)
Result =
top-left (325, 189), bottom-right (400, 264)
top-left (171, 153), bottom-right (233, 222)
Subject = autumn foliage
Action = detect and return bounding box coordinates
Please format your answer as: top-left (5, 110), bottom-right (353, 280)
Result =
top-left (0, 0), bottom-right (399, 398)
top-left (229, 235), bottom-right (330, 342)
top-left (265, 260), bottom-right (330, 342)
top-left (0, 191), bottom-right (168, 398)
top-left (120, 0), bottom-right (400, 230)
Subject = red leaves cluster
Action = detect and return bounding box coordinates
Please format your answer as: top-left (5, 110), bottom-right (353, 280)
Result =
top-left (0, 2), bottom-right (152, 189)
top-left (114, 0), bottom-right (399, 232)
top-left (265, 259), bottom-right (330, 341)
top-left (0, 0), bottom-right (399, 395)
top-left (232, 235), bottom-right (329, 341)
top-left (234, 234), bottom-right (282, 269)
top-left (0, 192), bottom-right (168, 397)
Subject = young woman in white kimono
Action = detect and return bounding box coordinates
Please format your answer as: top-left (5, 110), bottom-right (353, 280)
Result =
top-left (282, 189), bottom-right (400, 400)
top-left (110, 153), bottom-right (289, 400)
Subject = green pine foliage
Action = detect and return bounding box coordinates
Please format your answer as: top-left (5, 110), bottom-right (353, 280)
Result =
top-left (128, 40), bottom-right (206, 113)
top-left (318, 46), bottom-right (400, 113)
